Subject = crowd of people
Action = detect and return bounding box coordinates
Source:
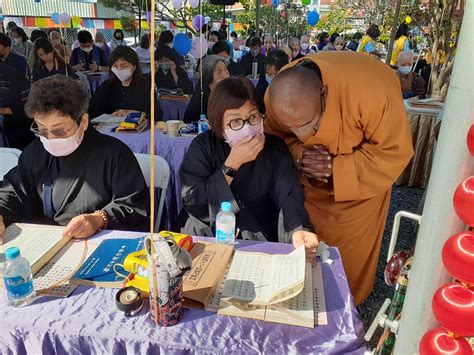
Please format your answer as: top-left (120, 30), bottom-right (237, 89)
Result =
top-left (1, 20), bottom-right (427, 305)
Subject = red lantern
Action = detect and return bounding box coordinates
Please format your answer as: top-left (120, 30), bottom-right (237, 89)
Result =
top-left (467, 124), bottom-right (474, 156)
top-left (442, 232), bottom-right (474, 284)
top-left (432, 283), bottom-right (474, 337)
top-left (453, 177), bottom-right (474, 226)
top-left (420, 328), bottom-right (472, 355)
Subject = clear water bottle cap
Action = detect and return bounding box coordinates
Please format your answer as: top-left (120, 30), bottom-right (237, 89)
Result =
top-left (221, 202), bottom-right (232, 212)
top-left (5, 247), bottom-right (20, 260)
top-left (200, 114), bottom-right (207, 120)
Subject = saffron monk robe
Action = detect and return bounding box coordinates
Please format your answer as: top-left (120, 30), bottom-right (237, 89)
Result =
top-left (264, 52), bottom-right (413, 305)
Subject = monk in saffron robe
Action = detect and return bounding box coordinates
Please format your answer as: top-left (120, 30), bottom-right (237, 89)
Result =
top-left (264, 52), bottom-right (413, 304)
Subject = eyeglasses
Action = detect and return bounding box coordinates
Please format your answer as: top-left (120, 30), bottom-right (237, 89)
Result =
top-left (227, 112), bottom-right (263, 131)
top-left (30, 120), bottom-right (79, 138)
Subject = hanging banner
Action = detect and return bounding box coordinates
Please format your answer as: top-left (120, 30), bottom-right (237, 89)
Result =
top-left (83, 18), bottom-right (95, 28)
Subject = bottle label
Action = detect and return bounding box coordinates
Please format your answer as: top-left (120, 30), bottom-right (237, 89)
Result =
top-left (216, 225), bottom-right (235, 244)
top-left (4, 276), bottom-right (34, 299)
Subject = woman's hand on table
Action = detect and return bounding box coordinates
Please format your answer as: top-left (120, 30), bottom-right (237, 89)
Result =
top-left (63, 213), bottom-right (105, 239)
top-left (224, 133), bottom-right (265, 171)
top-left (0, 215), bottom-right (5, 244)
top-left (72, 64), bottom-right (84, 71)
top-left (292, 230), bottom-right (319, 265)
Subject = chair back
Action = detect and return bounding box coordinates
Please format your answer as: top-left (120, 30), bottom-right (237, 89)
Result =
top-left (134, 153), bottom-right (171, 231)
top-left (0, 148), bottom-right (22, 181)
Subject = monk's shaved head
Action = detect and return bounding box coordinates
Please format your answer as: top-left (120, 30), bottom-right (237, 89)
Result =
top-left (268, 64), bottom-right (326, 132)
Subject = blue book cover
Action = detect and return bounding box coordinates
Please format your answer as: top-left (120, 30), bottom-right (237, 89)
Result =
top-left (71, 238), bottom-right (144, 287)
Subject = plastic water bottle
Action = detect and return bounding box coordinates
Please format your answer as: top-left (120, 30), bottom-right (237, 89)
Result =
top-left (198, 114), bottom-right (209, 134)
top-left (3, 247), bottom-right (36, 307)
top-left (215, 202), bottom-right (236, 245)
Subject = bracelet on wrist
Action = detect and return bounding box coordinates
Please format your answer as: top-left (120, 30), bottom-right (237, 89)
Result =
top-left (95, 210), bottom-right (109, 230)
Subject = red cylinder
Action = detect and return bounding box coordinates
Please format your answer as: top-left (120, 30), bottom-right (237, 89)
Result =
top-left (419, 328), bottom-right (472, 355)
top-left (453, 177), bottom-right (474, 226)
top-left (442, 232), bottom-right (474, 284)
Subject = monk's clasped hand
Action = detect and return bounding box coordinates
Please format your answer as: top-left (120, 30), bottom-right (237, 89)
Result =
top-left (299, 145), bottom-right (333, 183)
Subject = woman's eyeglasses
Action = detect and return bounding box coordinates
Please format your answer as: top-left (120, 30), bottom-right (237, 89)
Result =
top-left (30, 120), bottom-right (78, 138)
top-left (227, 112), bottom-right (264, 131)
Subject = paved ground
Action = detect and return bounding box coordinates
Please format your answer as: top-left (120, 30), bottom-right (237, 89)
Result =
top-left (358, 186), bottom-right (425, 350)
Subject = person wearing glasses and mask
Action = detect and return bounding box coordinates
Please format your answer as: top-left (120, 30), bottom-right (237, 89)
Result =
top-left (264, 53), bottom-right (413, 306)
top-left (109, 29), bottom-right (127, 51)
top-left (70, 30), bottom-right (108, 73)
top-left (0, 75), bottom-right (149, 240)
top-left (180, 76), bottom-right (318, 259)
top-left (89, 46), bottom-right (162, 121)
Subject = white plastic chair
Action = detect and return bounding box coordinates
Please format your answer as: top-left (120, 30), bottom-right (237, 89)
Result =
top-left (0, 148), bottom-right (22, 181)
top-left (134, 153), bottom-right (170, 231)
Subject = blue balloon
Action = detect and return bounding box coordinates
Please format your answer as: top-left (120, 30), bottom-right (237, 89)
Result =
top-left (173, 33), bottom-right (191, 56)
top-left (51, 12), bottom-right (60, 25)
top-left (35, 0), bottom-right (41, 3)
top-left (307, 11), bottom-right (320, 27)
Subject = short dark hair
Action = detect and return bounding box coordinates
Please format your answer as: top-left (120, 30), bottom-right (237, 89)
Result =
top-left (77, 30), bottom-right (93, 44)
top-left (25, 75), bottom-right (89, 122)
top-left (231, 31), bottom-right (238, 38)
top-left (208, 76), bottom-right (264, 139)
top-left (249, 37), bottom-right (262, 48)
top-left (367, 25), bottom-right (380, 39)
top-left (30, 29), bottom-right (48, 43)
top-left (329, 33), bottom-right (340, 44)
top-left (396, 24), bottom-right (409, 39)
top-left (140, 33), bottom-right (150, 49)
top-left (33, 37), bottom-right (64, 64)
top-left (10, 27), bottom-right (28, 42)
top-left (212, 40), bottom-right (230, 56)
top-left (352, 32), bottom-right (363, 40)
top-left (109, 46), bottom-right (143, 84)
top-left (318, 32), bottom-right (328, 41)
top-left (209, 31), bottom-right (222, 41)
top-left (113, 29), bottom-right (124, 38)
top-left (154, 44), bottom-right (177, 63)
top-left (7, 21), bottom-right (17, 31)
top-left (265, 49), bottom-right (289, 72)
top-left (158, 30), bottom-right (174, 45)
top-left (0, 33), bottom-right (12, 48)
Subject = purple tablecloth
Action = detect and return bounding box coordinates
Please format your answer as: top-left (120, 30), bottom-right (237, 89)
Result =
top-left (158, 97), bottom-right (191, 121)
top-left (98, 127), bottom-right (194, 229)
top-left (0, 230), bottom-right (366, 354)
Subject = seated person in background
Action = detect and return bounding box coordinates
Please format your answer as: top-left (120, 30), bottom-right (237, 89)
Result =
top-left (109, 29), bottom-right (127, 51)
top-left (0, 33), bottom-right (30, 78)
top-left (347, 32), bottom-right (362, 52)
top-left (230, 31), bottom-right (244, 51)
top-left (332, 36), bottom-right (349, 51)
top-left (154, 44), bottom-right (194, 95)
top-left (184, 55), bottom-right (229, 123)
top-left (10, 26), bottom-right (33, 60)
top-left (0, 62), bottom-right (34, 150)
top-left (239, 37), bottom-right (265, 76)
top-left (158, 30), bottom-right (186, 69)
top-left (207, 31), bottom-right (222, 54)
top-left (89, 46), bottom-right (163, 121)
top-left (396, 50), bottom-right (425, 99)
top-left (180, 76), bottom-right (318, 255)
top-left (317, 32), bottom-right (330, 51)
top-left (289, 37), bottom-right (305, 61)
top-left (261, 34), bottom-right (276, 56)
top-left (27, 30), bottom-right (48, 69)
top-left (278, 44), bottom-right (293, 62)
top-left (212, 40), bottom-right (245, 76)
top-left (49, 30), bottom-right (72, 63)
top-left (70, 30), bottom-right (108, 73)
top-left (95, 32), bottom-right (111, 64)
top-left (0, 75), bottom-right (149, 239)
top-left (299, 34), bottom-right (315, 56)
top-left (256, 49), bottom-right (289, 99)
top-left (31, 38), bottom-right (78, 82)
top-left (134, 33), bottom-right (151, 75)
top-left (323, 33), bottom-right (341, 51)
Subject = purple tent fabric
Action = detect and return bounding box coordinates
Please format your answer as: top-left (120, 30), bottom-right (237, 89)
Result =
top-left (98, 128), bottom-right (193, 229)
top-left (0, 231), bottom-right (366, 354)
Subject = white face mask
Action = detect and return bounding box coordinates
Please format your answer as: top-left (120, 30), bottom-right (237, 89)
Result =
top-left (300, 43), bottom-right (309, 50)
top-left (112, 66), bottom-right (133, 82)
top-left (398, 65), bottom-right (412, 75)
top-left (335, 44), bottom-right (345, 50)
top-left (52, 39), bottom-right (61, 46)
top-left (39, 122), bottom-right (84, 157)
top-left (265, 74), bottom-right (273, 84)
top-left (95, 42), bottom-right (104, 49)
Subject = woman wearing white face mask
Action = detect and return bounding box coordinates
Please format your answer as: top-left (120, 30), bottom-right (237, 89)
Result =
top-left (0, 75), bottom-right (149, 241)
top-left (180, 76), bottom-right (319, 256)
top-left (94, 32), bottom-right (111, 64)
top-left (396, 50), bottom-right (425, 99)
top-left (89, 46), bottom-right (163, 121)
top-left (184, 55), bottom-right (229, 123)
top-left (299, 34), bottom-right (315, 56)
top-left (10, 26), bottom-right (33, 60)
top-left (154, 44), bottom-right (194, 95)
